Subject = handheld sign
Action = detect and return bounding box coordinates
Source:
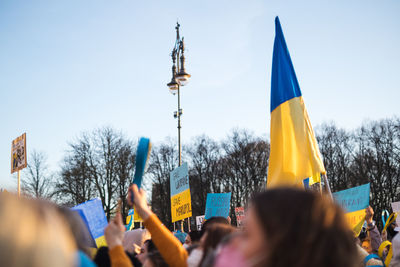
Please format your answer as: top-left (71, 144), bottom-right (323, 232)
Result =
top-left (170, 163), bottom-right (192, 222)
top-left (196, 215), bottom-right (205, 231)
top-left (130, 137), bottom-right (152, 205)
top-left (333, 183), bottom-right (370, 235)
top-left (126, 209), bottom-right (134, 230)
top-left (235, 207), bottom-right (245, 227)
top-left (72, 198), bottom-right (108, 248)
top-left (205, 193), bottom-right (231, 220)
top-left (11, 133), bottom-right (27, 174)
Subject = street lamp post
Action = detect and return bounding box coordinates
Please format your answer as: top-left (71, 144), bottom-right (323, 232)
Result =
top-left (167, 22), bottom-right (191, 231)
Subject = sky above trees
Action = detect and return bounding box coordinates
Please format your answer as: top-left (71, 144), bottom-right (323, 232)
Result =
top-left (1, 0), bottom-right (399, 189)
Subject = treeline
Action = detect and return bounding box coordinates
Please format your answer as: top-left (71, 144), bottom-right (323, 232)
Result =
top-left (21, 117), bottom-right (400, 230)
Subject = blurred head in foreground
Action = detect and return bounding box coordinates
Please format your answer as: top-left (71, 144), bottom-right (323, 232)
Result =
top-left (217, 188), bottom-right (358, 267)
top-left (0, 193), bottom-right (76, 267)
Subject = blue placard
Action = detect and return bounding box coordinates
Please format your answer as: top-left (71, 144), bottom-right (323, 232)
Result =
top-left (128, 209), bottom-right (134, 216)
top-left (72, 198), bottom-right (108, 239)
top-left (205, 193), bottom-right (232, 220)
top-left (332, 183), bottom-right (370, 213)
top-left (170, 162), bottom-right (190, 196)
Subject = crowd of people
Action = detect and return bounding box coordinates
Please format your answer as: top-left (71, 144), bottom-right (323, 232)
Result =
top-left (0, 185), bottom-right (399, 267)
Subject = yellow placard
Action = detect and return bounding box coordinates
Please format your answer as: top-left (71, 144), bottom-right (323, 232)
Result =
top-left (11, 133), bottom-right (27, 174)
top-left (126, 214), bottom-right (132, 225)
top-left (134, 209), bottom-right (143, 222)
top-left (345, 209), bottom-right (366, 236)
top-left (95, 235), bottom-right (107, 248)
top-left (171, 188), bottom-right (192, 222)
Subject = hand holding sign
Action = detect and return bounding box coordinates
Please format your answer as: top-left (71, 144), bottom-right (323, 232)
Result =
top-left (127, 184), bottom-right (152, 221)
top-left (365, 206), bottom-right (374, 225)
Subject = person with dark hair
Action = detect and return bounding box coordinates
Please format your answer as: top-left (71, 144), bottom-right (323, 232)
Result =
top-left (137, 239), bottom-right (157, 264)
top-left (198, 224), bottom-right (236, 267)
top-left (200, 217), bottom-right (229, 237)
top-left (93, 246), bottom-right (142, 267)
top-left (184, 230), bottom-right (201, 248)
top-left (215, 187), bottom-right (359, 267)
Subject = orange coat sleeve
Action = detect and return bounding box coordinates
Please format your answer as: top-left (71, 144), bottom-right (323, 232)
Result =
top-left (144, 214), bottom-right (188, 267)
top-left (108, 245), bottom-right (134, 267)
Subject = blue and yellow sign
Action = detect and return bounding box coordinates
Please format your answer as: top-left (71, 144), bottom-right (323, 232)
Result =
top-left (170, 163), bottom-right (192, 222)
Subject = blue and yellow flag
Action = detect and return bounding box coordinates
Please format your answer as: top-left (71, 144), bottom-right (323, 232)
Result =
top-left (267, 17), bottom-right (326, 188)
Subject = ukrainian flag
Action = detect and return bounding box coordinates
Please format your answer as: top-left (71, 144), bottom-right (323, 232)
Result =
top-left (267, 17), bottom-right (326, 188)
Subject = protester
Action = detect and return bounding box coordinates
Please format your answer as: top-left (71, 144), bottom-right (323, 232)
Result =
top-left (129, 184), bottom-right (360, 267)
top-left (200, 216), bottom-right (230, 237)
top-left (104, 212), bottom-right (135, 267)
top-left (363, 206), bottom-right (382, 254)
top-left (93, 246), bottom-right (142, 267)
top-left (184, 230), bottom-right (201, 248)
top-left (198, 223), bottom-right (236, 266)
top-left (137, 239), bottom-right (157, 264)
top-left (389, 230), bottom-right (400, 267)
top-left (0, 193), bottom-right (76, 267)
top-left (174, 229), bottom-right (188, 244)
top-left (57, 206), bottom-right (94, 257)
top-left (217, 187), bottom-right (359, 267)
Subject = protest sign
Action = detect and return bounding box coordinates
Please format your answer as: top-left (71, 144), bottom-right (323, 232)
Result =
top-left (196, 215), bottom-right (205, 231)
top-left (235, 207), bottom-right (245, 227)
top-left (72, 198), bottom-right (108, 248)
top-left (170, 163), bottom-right (192, 222)
top-left (391, 201), bottom-right (400, 225)
top-left (205, 193), bottom-right (231, 220)
top-left (333, 183), bottom-right (370, 213)
top-left (126, 209), bottom-right (134, 230)
top-left (11, 133), bottom-right (27, 174)
top-left (333, 183), bottom-right (370, 235)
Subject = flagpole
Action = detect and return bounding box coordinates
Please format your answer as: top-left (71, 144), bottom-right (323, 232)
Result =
top-left (322, 174), bottom-right (333, 199)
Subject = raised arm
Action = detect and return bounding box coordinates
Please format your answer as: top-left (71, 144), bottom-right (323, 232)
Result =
top-left (128, 184), bottom-right (188, 267)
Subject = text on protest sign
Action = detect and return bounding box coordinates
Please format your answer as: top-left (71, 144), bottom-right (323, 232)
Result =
top-left (333, 183), bottom-right (370, 235)
top-left (170, 163), bottom-right (192, 222)
top-left (72, 198), bottom-right (108, 248)
top-left (196, 215), bottom-right (205, 231)
top-left (332, 183), bottom-right (370, 213)
top-left (11, 133), bottom-right (27, 174)
top-left (205, 192), bottom-right (231, 220)
top-left (235, 207), bottom-right (245, 227)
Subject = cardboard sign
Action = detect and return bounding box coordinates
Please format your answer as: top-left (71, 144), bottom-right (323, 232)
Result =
top-left (333, 184), bottom-right (370, 235)
top-left (235, 207), bottom-right (245, 227)
top-left (391, 201), bottom-right (400, 225)
top-left (196, 215), bottom-right (205, 231)
top-left (332, 183), bottom-right (370, 213)
top-left (11, 133), bottom-right (27, 174)
top-left (170, 163), bottom-right (192, 222)
top-left (72, 198), bottom-right (108, 248)
top-left (205, 193), bottom-right (231, 220)
top-left (126, 209), bottom-right (134, 230)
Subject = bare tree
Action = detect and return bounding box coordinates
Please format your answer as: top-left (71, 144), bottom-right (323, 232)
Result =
top-left (55, 127), bottom-right (135, 220)
top-left (186, 135), bottom-right (221, 220)
top-left (23, 150), bottom-right (53, 199)
top-left (350, 118), bottom-right (400, 229)
top-left (148, 138), bottom-right (178, 230)
top-left (316, 123), bottom-right (354, 192)
top-left (220, 129), bottom-right (269, 223)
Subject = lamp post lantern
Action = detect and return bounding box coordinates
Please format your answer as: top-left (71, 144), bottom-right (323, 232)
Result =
top-left (167, 22), bottom-right (191, 167)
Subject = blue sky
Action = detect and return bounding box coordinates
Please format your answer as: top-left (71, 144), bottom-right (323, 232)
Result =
top-left (1, 0), bottom-right (399, 190)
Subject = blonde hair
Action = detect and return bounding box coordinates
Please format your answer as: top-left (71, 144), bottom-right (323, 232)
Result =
top-left (0, 193), bottom-right (76, 267)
